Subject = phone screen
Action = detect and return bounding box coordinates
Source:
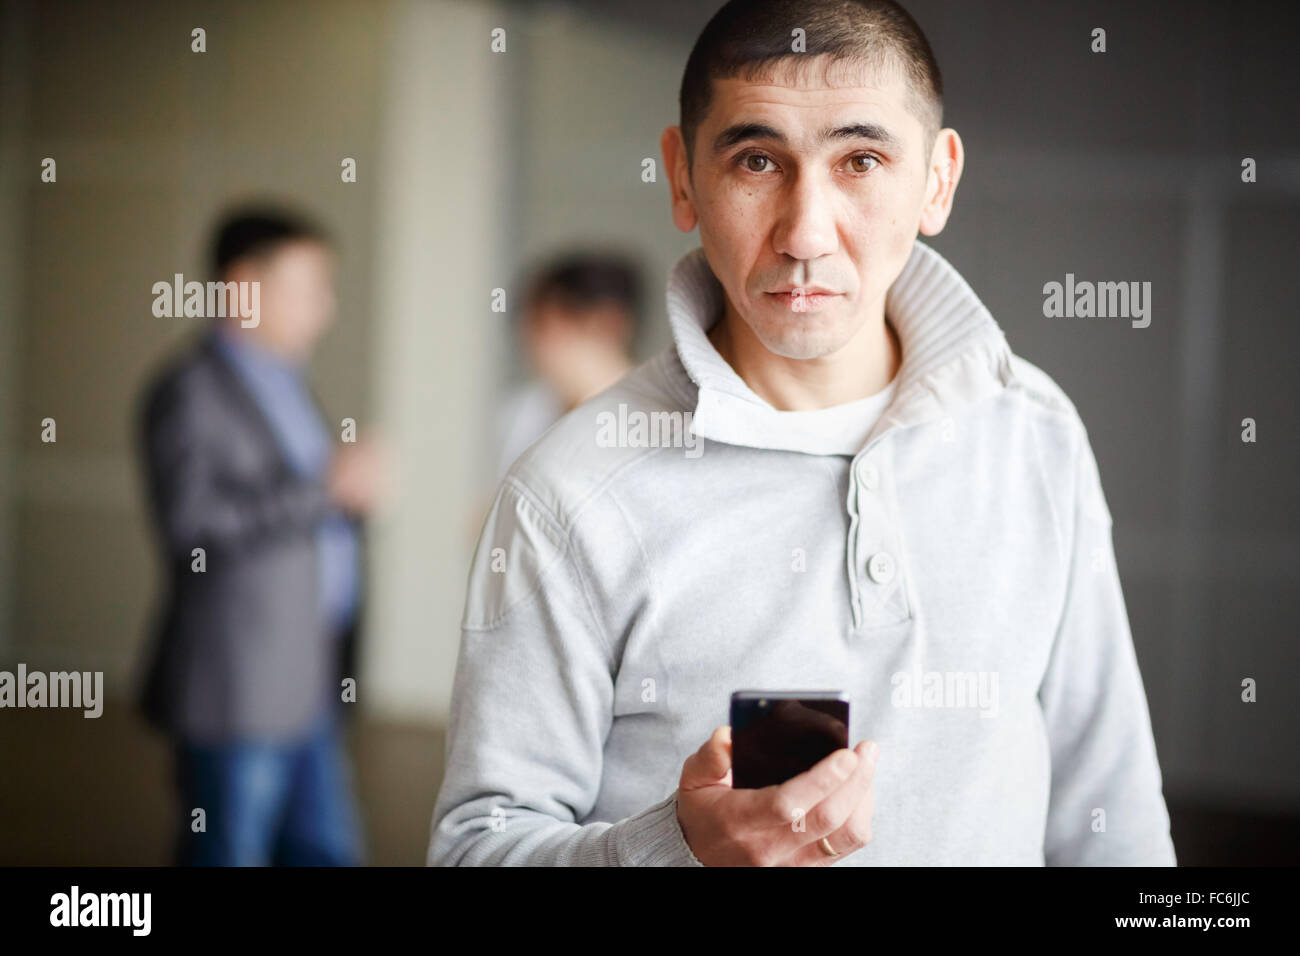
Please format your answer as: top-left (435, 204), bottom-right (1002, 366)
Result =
top-left (730, 692), bottom-right (850, 789)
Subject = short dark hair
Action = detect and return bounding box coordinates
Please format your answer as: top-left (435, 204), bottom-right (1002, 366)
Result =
top-left (679, 0), bottom-right (943, 168)
top-left (524, 251), bottom-right (644, 330)
top-left (210, 205), bottom-right (331, 278)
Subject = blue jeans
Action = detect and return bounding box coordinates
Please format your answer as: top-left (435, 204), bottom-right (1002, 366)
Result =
top-left (173, 708), bottom-right (364, 866)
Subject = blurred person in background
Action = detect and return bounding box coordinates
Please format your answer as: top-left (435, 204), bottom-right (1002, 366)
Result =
top-left (494, 252), bottom-right (644, 482)
top-left (134, 206), bottom-right (386, 866)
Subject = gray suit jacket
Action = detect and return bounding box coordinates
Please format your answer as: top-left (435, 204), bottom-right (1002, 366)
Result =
top-left (134, 332), bottom-right (360, 743)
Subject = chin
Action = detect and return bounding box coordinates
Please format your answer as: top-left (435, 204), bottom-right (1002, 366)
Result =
top-left (754, 326), bottom-right (850, 360)
top-left (750, 310), bottom-right (853, 360)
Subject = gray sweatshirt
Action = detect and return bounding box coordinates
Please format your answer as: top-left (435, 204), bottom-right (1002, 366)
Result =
top-left (429, 240), bottom-right (1177, 866)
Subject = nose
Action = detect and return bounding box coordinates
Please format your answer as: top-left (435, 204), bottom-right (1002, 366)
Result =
top-left (771, 166), bottom-right (838, 263)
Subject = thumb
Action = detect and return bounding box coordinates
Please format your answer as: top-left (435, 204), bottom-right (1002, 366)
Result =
top-left (680, 726), bottom-right (732, 790)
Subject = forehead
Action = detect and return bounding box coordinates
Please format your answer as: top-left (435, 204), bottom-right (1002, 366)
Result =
top-left (266, 239), bottom-right (333, 269)
top-left (704, 56), bottom-right (921, 141)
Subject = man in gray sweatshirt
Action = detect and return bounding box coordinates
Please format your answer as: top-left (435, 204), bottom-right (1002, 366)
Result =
top-left (429, 0), bottom-right (1177, 866)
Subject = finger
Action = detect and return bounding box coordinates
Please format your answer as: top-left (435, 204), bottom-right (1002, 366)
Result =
top-left (795, 739), bottom-right (878, 842)
top-left (784, 833), bottom-right (854, 867)
top-left (780, 740), bottom-right (877, 860)
top-left (680, 726), bottom-right (732, 790)
top-left (784, 741), bottom-right (880, 865)
top-left (741, 746), bottom-right (859, 830)
top-left (784, 789), bottom-right (874, 866)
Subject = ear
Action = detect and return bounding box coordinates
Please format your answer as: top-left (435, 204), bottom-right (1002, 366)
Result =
top-left (918, 128), bottom-right (964, 237)
top-left (224, 259), bottom-right (256, 285)
top-left (660, 125), bottom-right (698, 233)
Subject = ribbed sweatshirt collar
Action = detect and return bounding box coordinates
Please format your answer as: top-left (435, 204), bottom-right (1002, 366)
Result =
top-left (665, 239), bottom-right (1019, 455)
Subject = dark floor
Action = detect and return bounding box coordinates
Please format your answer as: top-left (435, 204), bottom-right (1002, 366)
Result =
top-left (0, 696), bottom-right (443, 866)
top-left (0, 697), bottom-right (1294, 865)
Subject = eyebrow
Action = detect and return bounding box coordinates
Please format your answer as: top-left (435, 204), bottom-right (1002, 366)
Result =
top-left (711, 120), bottom-right (902, 155)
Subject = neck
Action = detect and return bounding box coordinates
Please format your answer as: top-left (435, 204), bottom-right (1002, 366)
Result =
top-left (707, 303), bottom-right (901, 411)
top-left (551, 344), bottom-right (633, 413)
top-left (217, 319), bottom-right (303, 365)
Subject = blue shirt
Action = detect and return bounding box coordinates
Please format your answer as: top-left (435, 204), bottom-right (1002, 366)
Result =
top-left (211, 326), bottom-right (360, 635)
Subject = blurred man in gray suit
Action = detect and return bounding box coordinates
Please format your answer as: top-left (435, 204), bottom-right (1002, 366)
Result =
top-left (135, 207), bottom-right (386, 866)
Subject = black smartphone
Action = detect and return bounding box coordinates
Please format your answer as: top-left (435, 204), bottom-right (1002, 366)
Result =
top-left (729, 690), bottom-right (851, 789)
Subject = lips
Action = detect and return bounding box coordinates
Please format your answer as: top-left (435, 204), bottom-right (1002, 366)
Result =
top-left (764, 288), bottom-right (843, 313)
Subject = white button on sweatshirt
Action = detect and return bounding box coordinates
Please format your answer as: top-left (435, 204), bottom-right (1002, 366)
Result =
top-left (429, 240), bottom-right (1177, 867)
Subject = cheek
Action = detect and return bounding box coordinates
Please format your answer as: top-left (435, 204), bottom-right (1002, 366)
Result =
top-left (849, 189), bottom-right (919, 256)
top-left (701, 188), bottom-right (767, 258)
top-left (700, 172), bottom-right (766, 221)
top-left (259, 285), bottom-right (285, 322)
top-left (888, 175), bottom-right (928, 228)
top-left (852, 182), bottom-right (901, 218)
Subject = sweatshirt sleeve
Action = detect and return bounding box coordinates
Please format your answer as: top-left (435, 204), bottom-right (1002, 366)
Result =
top-left (428, 477), bottom-right (703, 866)
top-left (1038, 425), bottom-right (1177, 866)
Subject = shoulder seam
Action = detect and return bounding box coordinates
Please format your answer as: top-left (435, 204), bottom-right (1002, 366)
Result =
top-left (1004, 361), bottom-right (1083, 428)
top-left (461, 477), bottom-right (568, 631)
top-left (470, 474), bottom-right (617, 669)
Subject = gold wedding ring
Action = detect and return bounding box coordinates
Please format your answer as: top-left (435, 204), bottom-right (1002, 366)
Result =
top-left (818, 837), bottom-right (839, 858)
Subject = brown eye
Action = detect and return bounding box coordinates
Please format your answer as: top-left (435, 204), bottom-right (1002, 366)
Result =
top-left (849, 154), bottom-right (878, 173)
top-left (744, 154), bottom-right (771, 172)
